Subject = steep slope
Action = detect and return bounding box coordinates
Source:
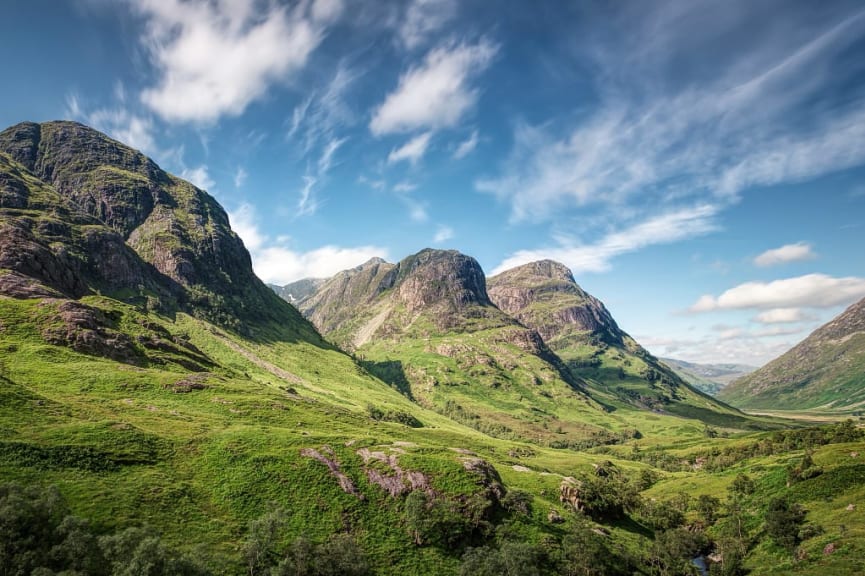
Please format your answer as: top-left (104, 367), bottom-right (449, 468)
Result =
top-left (0, 121), bottom-right (310, 337)
top-left (487, 260), bottom-right (751, 425)
top-left (661, 358), bottom-right (756, 396)
top-left (720, 297), bottom-right (865, 411)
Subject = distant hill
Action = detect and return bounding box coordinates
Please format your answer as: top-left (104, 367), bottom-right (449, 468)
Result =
top-left (660, 358), bottom-right (757, 396)
top-left (719, 297), bottom-right (865, 411)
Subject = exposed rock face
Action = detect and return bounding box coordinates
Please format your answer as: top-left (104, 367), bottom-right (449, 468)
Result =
top-left (488, 260), bottom-right (625, 347)
top-left (272, 277), bottom-right (327, 305)
top-left (394, 249), bottom-right (492, 315)
top-left (0, 121), bottom-right (314, 337)
top-left (298, 249), bottom-right (520, 342)
top-left (720, 297), bottom-right (865, 410)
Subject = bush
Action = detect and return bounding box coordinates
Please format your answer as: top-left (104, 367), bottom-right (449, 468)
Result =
top-left (764, 498), bottom-right (806, 552)
top-left (460, 541), bottom-right (542, 576)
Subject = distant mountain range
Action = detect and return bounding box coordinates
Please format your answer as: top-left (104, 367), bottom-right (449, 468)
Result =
top-left (719, 297), bottom-right (865, 412)
top-left (659, 358), bottom-right (757, 396)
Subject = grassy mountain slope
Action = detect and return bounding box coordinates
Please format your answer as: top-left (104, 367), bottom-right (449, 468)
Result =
top-left (3, 121), bottom-right (863, 575)
top-left (660, 358), bottom-right (757, 396)
top-left (487, 260), bottom-right (753, 427)
top-left (720, 297), bottom-right (865, 412)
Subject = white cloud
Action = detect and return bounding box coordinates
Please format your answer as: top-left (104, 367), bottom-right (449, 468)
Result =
top-left (453, 130), bottom-right (479, 159)
top-left (180, 165), bottom-right (214, 191)
top-left (370, 40), bottom-right (497, 135)
top-left (753, 308), bottom-right (812, 324)
top-left (690, 274), bottom-right (865, 312)
top-left (477, 6), bottom-right (865, 223)
top-left (288, 63), bottom-right (359, 153)
top-left (228, 203), bottom-right (388, 284)
top-left (492, 204), bottom-right (720, 275)
top-left (134, 0), bottom-right (342, 123)
top-left (387, 132), bottom-right (433, 165)
top-left (754, 242), bottom-right (816, 267)
top-left (296, 175), bottom-right (319, 217)
top-left (433, 225), bottom-right (454, 244)
top-left (397, 0), bottom-right (457, 49)
top-left (65, 93), bottom-right (160, 157)
top-left (234, 167), bottom-right (248, 188)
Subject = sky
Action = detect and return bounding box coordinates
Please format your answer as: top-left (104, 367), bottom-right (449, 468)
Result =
top-left (2, 0), bottom-right (865, 366)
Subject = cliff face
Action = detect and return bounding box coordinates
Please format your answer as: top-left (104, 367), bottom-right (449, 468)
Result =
top-left (720, 297), bottom-right (865, 410)
top-left (0, 121), bottom-right (316, 339)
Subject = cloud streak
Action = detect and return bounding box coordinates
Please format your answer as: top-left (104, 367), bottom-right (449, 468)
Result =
top-left (492, 204), bottom-right (720, 275)
top-left (478, 4), bottom-right (865, 225)
top-left (754, 242), bottom-right (815, 267)
top-left (690, 274), bottom-right (865, 312)
top-left (370, 40), bottom-right (497, 135)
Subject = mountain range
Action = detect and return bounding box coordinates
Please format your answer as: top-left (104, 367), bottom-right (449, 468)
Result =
top-left (2, 121), bottom-right (863, 575)
top-left (659, 358), bottom-right (757, 396)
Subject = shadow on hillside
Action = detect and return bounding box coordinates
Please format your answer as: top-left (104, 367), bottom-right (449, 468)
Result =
top-left (358, 359), bottom-right (415, 401)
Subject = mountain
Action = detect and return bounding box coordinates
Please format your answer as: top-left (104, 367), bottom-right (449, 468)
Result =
top-left (4, 121), bottom-right (863, 575)
top-left (720, 297), bottom-right (865, 411)
top-left (292, 249), bottom-right (645, 445)
top-left (270, 277), bottom-right (327, 305)
top-left (660, 358), bottom-right (757, 396)
top-left (486, 260), bottom-right (748, 424)
top-left (0, 121), bottom-right (311, 338)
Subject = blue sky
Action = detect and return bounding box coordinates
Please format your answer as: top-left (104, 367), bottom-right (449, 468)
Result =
top-left (2, 0), bottom-right (865, 366)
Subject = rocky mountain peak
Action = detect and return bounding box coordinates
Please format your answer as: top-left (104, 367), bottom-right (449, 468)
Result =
top-left (394, 249), bottom-right (491, 314)
top-left (487, 260), bottom-right (623, 346)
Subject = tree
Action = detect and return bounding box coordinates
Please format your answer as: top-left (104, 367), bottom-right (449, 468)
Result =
top-left (728, 474), bottom-right (754, 497)
top-left (695, 495), bottom-right (721, 525)
top-left (242, 507), bottom-right (289, 575)
top-left (460, 542), bottom-right (541, 576)
top-left (764, 498), bottom-right (806, 552)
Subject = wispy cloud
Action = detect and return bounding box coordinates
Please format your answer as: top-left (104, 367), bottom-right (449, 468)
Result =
top-left (453, 130), bottom-right (479, 159)
top-left (180, 165), bottom-right (214, 191)
top-left (133, 0), bottom-right (342, 123)
top-left (66, 93), bottom-right (158, 156)
top-left (387, 132), bottom-right (433, 165)
top-left (228, 203), bottom-right (388, 284)
top-left (690, 274), bottom-right (865, 312)
top-left (433, 225), bottom-right (454, 244)
top-left (754, 242), bottom-right (816, 267)
top-left (396, 0), bottom-right (458, 50)
top-left (492, 204), bottom-right (720, 275)
top-left (478, 4), bottom-right (865, 226)
top-left (391, 182), bottom-right (428, 222)
top-left (234, 167), bottom-right (248, 188)
top-left (370, 40), bottom-right (497, 135)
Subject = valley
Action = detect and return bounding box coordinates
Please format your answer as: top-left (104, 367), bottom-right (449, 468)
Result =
top-left (0, 122), bottom-right (863, 575)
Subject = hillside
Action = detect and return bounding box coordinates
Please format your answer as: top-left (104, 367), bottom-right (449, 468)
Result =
top-left (720, 297), bottom-right (865, 412)
top-left (660, 358), bottom-right (757, 396)
top-left (486, 260), bottom-right (749, 425)
top-left (3, 121), bottom-right (863, 576)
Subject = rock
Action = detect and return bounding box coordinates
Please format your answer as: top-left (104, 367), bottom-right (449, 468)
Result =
top-left (823, 543), bottom-right (836, 555)
top-left (300, 447), bottom-right (363, 499)
top-left (559, 478), bottom-right (583, 511)
top-left (547, 509), bottom-right (564, 523)
top-left (846, 503), bottom-right (855, 511)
